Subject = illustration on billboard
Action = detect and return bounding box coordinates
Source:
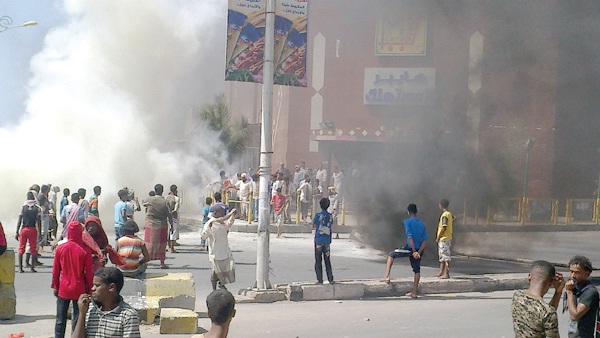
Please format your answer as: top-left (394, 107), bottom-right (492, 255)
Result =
top-left (226, 0), bottom-right (308, 87)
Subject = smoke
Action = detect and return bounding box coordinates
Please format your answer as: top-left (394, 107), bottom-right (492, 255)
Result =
top-left (0, 0), bottom-right (230, 226)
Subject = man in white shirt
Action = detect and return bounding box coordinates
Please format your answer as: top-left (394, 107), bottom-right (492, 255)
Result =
top-left (235, 174), bottom-right (251, 219)
top-left (315, 162), bottom-right (327, 190)
top-left (201, 207), bottom-right (237, 290)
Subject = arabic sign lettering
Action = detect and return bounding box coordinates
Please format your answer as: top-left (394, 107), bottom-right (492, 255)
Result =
top-left (364, 68), bottom-right (436, 106)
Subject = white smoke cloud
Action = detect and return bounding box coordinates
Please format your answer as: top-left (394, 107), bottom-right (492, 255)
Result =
top-left (0, 0), bottom-right (228, 226)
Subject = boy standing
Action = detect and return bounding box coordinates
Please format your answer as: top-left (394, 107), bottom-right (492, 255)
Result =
top-left (565, 255), bottom-right (599, 338)
top-left (201, 197), bottom-right (213, 251)
top-left (191, 289), bottom-right (236, 338)
top-left (271, 188), bottom-right (286, 238)
top-left (435, 198), bottom-right (454, 279)
top-left (383, 203), bottom-right (427, 298)
top-left (313, 198), bottom-right (334, 284)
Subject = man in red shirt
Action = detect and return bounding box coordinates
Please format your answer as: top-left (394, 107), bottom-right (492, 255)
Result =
top-left (271, 187), bottom-right (286, 238)
top-left (52, 221), bottom-right (93, 338)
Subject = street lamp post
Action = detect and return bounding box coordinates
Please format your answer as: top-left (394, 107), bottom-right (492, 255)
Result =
top-left (256, 0), bottom-right (275, 290)
top-left (596, 149), bottom-right (600, 224)
top-left (521, 138), bottom-right (534, 224)
top-left (0, 16), bottom-right (37, 34)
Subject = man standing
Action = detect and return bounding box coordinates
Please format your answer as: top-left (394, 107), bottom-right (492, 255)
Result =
top-left (114, 189), bottom-right (128, 242)
top-left (315, 162), bottom-right (327, 190)
top-left (297, 177), bottom-right (313, 223)
top-left (165, 184), bottom-right (181, 252)
top-left (236, 174), bottom-right (251, 220)
top-left (202, 206), bottom-right (237, 290)
top-left (78, 188), bottom-right (90, 218)
top-left (313, 198), bottom-right (334, 284)
top-left (88, 186), bottom-right (101, 217)
top-left (564, 255), bottom-right (599, 338)
top-left (72, 267), bottom-right (141, 338)
top-left (16, 192), bottom-right (41, 272)
top-left (191, 289), bottom-right (236, 338)
top-left (511, 260), bottom-right (563, 338)
top-left (271, 188), bottom-right (286, 238)
top-left (435, 198), bottom-right (454, 279)
top-left (382, 203), bottom-right (427, 298)
top-left (143, 184), bottom-right (174, 269)
top-left (38, 184), bottom-right (51, 247)
top-left (52, 221), bottom-right (94, 338)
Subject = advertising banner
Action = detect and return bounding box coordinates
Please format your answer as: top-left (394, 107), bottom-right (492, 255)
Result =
top-left (226, 0), bottom-right (308, 87)
top-left (273, 0), bottom-right (308, 86)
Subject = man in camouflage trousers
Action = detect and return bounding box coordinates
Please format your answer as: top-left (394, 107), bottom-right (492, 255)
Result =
top-left (511, 260), bottom-right (565, 337)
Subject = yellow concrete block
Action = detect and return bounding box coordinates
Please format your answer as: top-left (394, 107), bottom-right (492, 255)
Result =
top-left (0, 283), bottom-right (16, 319)
top-left (0, 250), bottom-right (15, 284)
top-left (139, 297), bottom-right (160, 323)
top-left (159, 308), bottom-right (198, 334)
top-left (145, 273), bottom-right (195, 298)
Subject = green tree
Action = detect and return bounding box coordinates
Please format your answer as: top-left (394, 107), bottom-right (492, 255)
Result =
top-left (200, 94), bottom-right (249, 163)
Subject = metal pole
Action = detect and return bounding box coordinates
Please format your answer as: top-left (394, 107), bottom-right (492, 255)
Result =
top-left (256, 0), bottom-right (275, 290)
top-left (521, 138), bottom-right (533, 225)
top-left (596, 169), bottom-right (600, 224)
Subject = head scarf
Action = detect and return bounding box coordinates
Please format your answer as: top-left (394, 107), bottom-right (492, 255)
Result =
top-left (84, 216), bottom-right (108, 249)
top-left (67, 221), bottom-right (83, 245)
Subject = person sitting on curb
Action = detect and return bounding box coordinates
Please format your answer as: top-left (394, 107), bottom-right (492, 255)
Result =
top-left (72, 267), bottom-right (141, 338)
top-left (117, 220), bottom-right (150, 278)
top-left (192, 289), bottom-right (236, 338)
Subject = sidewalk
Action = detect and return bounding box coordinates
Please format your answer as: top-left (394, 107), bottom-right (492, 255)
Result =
top-left (179, 214), bottom-right (531, 303)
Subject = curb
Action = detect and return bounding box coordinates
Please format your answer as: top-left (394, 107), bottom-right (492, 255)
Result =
top-left (237, 274), bottom-right (529, 303)
top-left (179, 217), bottom-right (354, 234)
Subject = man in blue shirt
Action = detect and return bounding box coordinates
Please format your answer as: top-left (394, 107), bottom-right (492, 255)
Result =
top-left (113, 189), bottom-right (128, 243)
top-left (382, 203), bottom-right (428, 298)
top-left (313, 198), bottom-right (334, 284)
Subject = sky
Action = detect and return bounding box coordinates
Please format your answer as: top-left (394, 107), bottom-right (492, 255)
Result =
top-left (0, 0), bottom-right (229, 223)
top-left (1, 0), bottom-right (65, 125)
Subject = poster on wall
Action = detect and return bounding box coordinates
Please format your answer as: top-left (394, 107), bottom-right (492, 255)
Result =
top-left (225, 0), bottom-right (308, 87)
top-left (375, 13), bottom-right (427, 56)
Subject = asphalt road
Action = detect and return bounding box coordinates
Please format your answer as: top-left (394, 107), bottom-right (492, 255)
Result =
top-left (2, 221), bottom-right (587, 337)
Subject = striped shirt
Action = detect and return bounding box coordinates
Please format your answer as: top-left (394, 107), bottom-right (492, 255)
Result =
top-left (85, 298), bottom-right (140, 337)
top-left (117, 235), bottom-right (144, 270)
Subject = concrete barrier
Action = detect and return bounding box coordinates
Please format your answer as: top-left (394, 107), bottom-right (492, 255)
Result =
top-left (240, 274), bottom-right (530, 303)
top-left (159, 308), bottom-right (198, 334)
top-left (121, 272), bottom-right (197, 324)
top-left (0, 250), bottom-right (16, 319)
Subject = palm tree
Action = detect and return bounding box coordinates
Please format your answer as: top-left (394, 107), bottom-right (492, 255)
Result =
top-left (200, 94), bottom-right (249, 163)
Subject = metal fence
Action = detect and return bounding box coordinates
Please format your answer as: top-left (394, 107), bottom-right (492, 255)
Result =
top-left (463, 198), bottom-right (600, 226)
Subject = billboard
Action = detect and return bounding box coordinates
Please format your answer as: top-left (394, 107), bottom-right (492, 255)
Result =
top-left (226, 0), bottom-right (308, 87)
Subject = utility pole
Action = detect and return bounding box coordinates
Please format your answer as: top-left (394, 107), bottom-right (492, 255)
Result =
top-left (521, 138), bottom-right (533, 225)
top-left (256, 0), bottom-right (275, 290)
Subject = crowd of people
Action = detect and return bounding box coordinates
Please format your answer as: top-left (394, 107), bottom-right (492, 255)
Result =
top-left (209, 160), bottom-right (344, 229)
top-left (4, 182), bottom-right (181, 336)
top-left (2, 173), bottom-right (599, 337)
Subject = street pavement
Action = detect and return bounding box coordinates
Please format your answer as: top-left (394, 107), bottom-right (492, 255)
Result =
top-left (1, 216), bottom-right (593, 337)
